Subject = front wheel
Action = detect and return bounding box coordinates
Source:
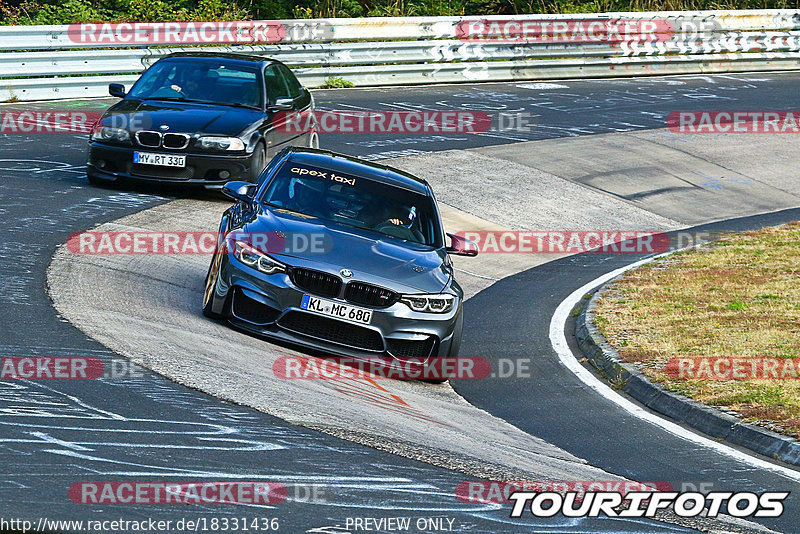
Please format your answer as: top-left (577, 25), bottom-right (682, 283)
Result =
top-left (308, 131), bottom-right (319, 149)
top-left (202, 237), bottom-right (225, 319)
top-left (247, 143), bottom-right (266, 182)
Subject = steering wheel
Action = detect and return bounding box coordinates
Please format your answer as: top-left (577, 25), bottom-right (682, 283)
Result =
top-left (150, 85), bottom-right (185, 98)
top-left (374, 220), bottom-right (422, 242)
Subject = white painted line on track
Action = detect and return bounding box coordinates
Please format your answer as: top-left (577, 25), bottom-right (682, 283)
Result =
top-left (549, 250), bottom-right (800, 483)
top-left (453, 267), bottom-right (499, 281)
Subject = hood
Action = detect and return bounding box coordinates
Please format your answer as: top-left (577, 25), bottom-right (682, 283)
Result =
top-left (245, 207), bottom-right (451, 295)
top-left (101, 99), bottom-right (261, 137)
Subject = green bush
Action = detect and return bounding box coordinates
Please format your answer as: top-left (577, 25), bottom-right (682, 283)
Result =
top-left (1, 0), bottom-right (112, 24)
top-left (0, 0), bottom-right (248, 25)
top-left (124, 0), bottom-right (189, 22)
top-left (254, 0), bottom-right (291, 18)
top-left (321, 76), bottom-right (355, 88)
top-left (2, 0), bottom-right (800, 25)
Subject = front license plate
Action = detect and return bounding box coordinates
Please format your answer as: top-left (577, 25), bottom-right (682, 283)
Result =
top-left (133, 151), bottom-right (186, 167)
top-left (300, 294), bottom-right (372, 325)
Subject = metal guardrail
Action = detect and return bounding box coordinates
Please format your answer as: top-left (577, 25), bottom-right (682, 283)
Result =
top-left (1, 10), bottom-right (799, 101)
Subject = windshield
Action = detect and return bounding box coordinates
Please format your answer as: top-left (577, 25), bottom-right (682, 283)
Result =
top-left (127, 59), bottom-right (262, 108)
top-left (261, 162), bottom-right (443, 248)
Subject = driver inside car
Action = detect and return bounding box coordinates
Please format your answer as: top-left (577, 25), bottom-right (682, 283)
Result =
top-left (149, 67), bottom-right (208, 99)
top-left (287, 177), bottom-right (327, 218)
top-left (382, 206), bottom-right (416, 227)
top-left (373, 205), bottom-right (422, 242)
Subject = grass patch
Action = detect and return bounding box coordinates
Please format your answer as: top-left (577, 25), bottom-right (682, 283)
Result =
top-left (595, 222), bottom-right (800, 438)
top-left (321, 77), bottom-right (355, 89)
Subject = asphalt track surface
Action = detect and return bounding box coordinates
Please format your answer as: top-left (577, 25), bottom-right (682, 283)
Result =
top-left (455, 209), bottom-right (800, 534)
top-left (2, 71), bottom-right (800, 532)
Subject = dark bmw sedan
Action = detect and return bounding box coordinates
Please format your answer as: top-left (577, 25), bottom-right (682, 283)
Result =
top-left (87, 52), bottom-right (316, 188)
top-left (202, 147), bottom-right (479, 368)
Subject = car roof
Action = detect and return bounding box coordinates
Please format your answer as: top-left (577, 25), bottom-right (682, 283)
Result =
top-left (160, 51), bottom-right (278, 65)
top-left (284, 148), bottom-right (432, 195)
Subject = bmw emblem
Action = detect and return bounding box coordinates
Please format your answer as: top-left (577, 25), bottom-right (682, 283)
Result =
top-left (159, 124), bottom-right (170, 131)
top-left (340, 269), bottom-right (353, 278)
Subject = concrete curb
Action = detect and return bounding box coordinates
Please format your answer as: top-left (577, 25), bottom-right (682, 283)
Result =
top-left (575, 280), bottom-right (800, 467)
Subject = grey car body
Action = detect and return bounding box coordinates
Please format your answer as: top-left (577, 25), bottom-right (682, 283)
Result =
top-left (202, 147), bottom-right (477, 365)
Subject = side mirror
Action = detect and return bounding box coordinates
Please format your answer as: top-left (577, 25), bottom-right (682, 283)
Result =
top-left (108, 83), bottom-right (126, 98)
top-left (446, 233), bottom-right (479, 257)
top-left (222, 181), bottom-right (257, 204)
top-left (269, 97), bottom-right (294, 112)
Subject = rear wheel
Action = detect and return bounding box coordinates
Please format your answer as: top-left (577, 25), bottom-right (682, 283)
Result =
top-left (248, 143), bottom-right (266, 183)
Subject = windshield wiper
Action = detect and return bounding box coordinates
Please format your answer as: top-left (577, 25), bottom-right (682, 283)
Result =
top-left (135, 97), bottom-right (184, 104)
top-left (141, 96), bottom-right (259, 110)
top-left (202, 101), bottom-right (261, 110)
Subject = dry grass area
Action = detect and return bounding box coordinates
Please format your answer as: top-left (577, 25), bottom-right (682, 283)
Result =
top-left (595, 222), bottom-right (800, 438)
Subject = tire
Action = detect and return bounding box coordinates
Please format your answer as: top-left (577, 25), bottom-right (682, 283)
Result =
top-left (308, 130), bottom-right (319, 149)
top-left (202, 238), bottom-right (225, 319)
top-left (248, 143), bottom-right (266, 183)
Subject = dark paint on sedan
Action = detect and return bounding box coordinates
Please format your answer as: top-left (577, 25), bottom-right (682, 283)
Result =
top-left (87, 52), bottom-right (317, 188)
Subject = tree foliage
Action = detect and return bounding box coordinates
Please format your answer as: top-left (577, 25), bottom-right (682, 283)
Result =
top-left (2, 0), bottom-right (799, 24)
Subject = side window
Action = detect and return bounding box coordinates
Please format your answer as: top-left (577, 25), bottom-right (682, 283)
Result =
top-left (277, 64), bottom-right (303, 100)
top-left (263, 65), bottom-right (290, 106)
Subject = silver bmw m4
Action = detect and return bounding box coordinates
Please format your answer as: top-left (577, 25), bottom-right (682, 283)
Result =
top-left (202, 147), bottom-right (478, 370)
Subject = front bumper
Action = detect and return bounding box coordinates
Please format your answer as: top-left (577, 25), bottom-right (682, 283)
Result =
top-left (87, 141), bottom-right (252, 186)
top-left (211, 254), bottom-right (462, 362)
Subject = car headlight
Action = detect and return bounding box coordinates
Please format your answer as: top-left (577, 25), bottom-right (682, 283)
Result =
top-left (198, 136), bottom-right (245, 151)
top-left (233, 241), bottom-right (285, 275)
top-left (399, 294), bottom-right (455, 314)
top-left (91, 126), bottom-right (130, 144)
